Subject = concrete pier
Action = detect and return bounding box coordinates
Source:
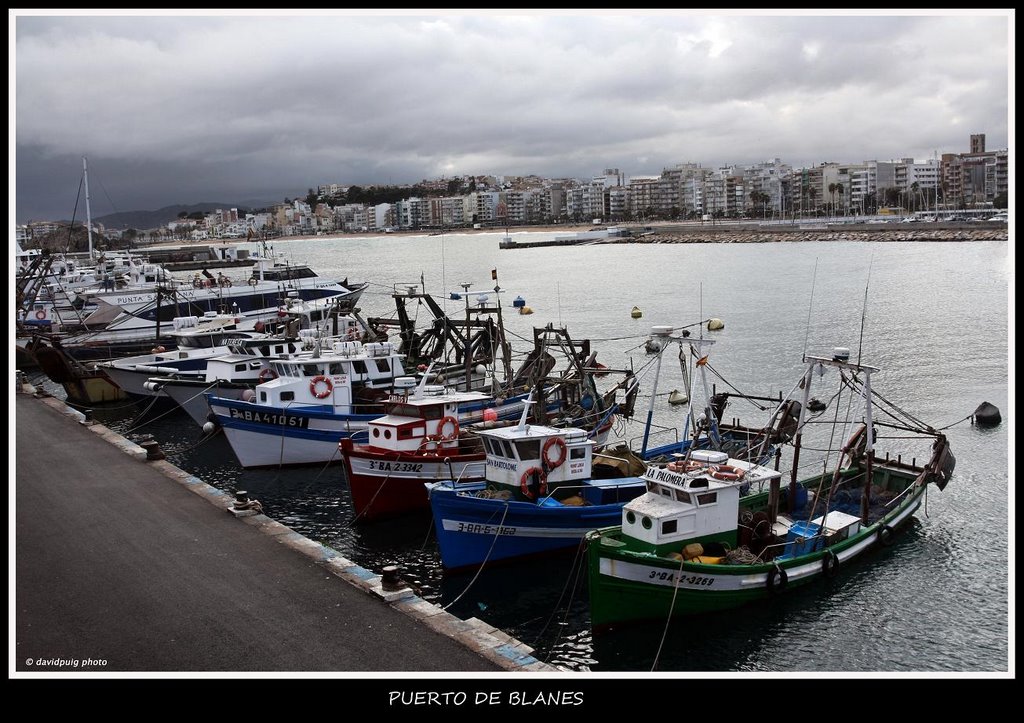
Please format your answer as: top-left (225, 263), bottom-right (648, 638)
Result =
top-left (14, 388), bottom-right (555, 673)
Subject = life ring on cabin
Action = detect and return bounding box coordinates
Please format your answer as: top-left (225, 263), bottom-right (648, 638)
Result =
top-left (219, 277), bottom-right (232, 287)
top-left (258, 368), bottom-right (278, 383)
top-left (436, 415), bottom-right (459, 441)
top-left (193, 277), bottom-right (204, 288)
top-left (878, 524), bottom-right (895, 547)
top-left (247, 277), bottom-right (259, 287)
top-left (542, 436), bottom-right (567, 469)
top-left (346, 326), bottom-right (360, 341)
top-left (766, 565), bottom-right (788, 595)
top-left (520, 466), bottom-right (547, 500)
top-left (667, 460), bottom-right (704, 474)
top-left (709, 464), bottom-right (746, 482)
top-left (821, 549), bottom-right (839, 578)
top-left (34, 309), bottom-right (47, 320)
top-left (310, 375), bottom-right (333, 399)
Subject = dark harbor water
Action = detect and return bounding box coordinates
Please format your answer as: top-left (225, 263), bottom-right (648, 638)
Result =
top-left (24, 233), bottom-right (1010, 674)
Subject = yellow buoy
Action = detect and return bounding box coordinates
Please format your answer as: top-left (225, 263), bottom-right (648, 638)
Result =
top-left (707, 318), bottom-right (725, 331)
top-left (631, 306), bottom-right (643, 319)
top-left (519, 306), bottom-right (533, 315)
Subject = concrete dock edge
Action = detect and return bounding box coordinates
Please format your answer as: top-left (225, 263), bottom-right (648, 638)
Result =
top-left (21, 387), bottom-right (560, 672)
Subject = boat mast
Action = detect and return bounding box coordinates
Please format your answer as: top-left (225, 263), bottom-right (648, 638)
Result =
top-left (784, 359), bottom-right (816, 519)
top-left (640, 325), bottom-right (672, 457)
top-left (859, 367), bottom-right (875, 523)
top-left (83, 156), bottom-right (94, 262)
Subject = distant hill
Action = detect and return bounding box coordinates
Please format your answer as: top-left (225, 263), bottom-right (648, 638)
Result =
top-left (92, 203), bottom-right (260, 231)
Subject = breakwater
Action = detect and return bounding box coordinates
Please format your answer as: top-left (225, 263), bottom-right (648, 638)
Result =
top-left (500, 224), bottom-right (1007, 248)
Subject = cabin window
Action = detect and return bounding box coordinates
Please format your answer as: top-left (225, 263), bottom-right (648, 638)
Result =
top-left (249, 362), bottom-right (262, 370)
top-left (641, 516), bottom-right (652, 530)
top-left (374, 359), bottom-right (391, 373)
top-left (329, 362), bottom-right (346, 375)
top-left (662, 519), bottom-right (678, 535)
top-left (280, 391), bottom-right (294, 401)
top-left (275, 345), bottom-right (286, 354)
top-left (499, 440), bottom-right (515, 459)
top-left (383, 429), bottom-right (392, 439)
top-left (515, 440), bottom-right (541, 461)
top-left (259, 391), bottom-right (267, 402)
top-left (235, 364), bottom-right (247, 372)
top-left (398, 427), bottom-right (417, 440)
top-left (351, 360), bottom-right (367, 374)
top-left (422, 406), bottom-right (443, 420)
top-left (626, 511), bottom-right (636, 525)
top-left (659, 486), bottom-right (672, 498)
top-left (303, 364), bottom-right (321, 376)
top-left (675, 490), bottom-right (692, 504)
top-left (696, 492), bottom-right (718, 506)
top-left (372, 428), bottom-right (380, 438)
top-left (570, 447), bottom-right (586, 460)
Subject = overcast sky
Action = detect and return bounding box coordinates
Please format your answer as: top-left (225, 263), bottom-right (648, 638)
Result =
top-left (12, 9), bottom-right (1013, 223)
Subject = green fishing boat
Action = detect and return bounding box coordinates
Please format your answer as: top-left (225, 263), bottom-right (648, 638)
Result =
top-left (586, 347), bottom-right (956, 631)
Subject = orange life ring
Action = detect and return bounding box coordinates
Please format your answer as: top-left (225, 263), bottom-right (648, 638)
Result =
top-left (310, 375), bottom-right (333, 399)
top-left (34, 309), bottom-right (47, 320)
top-left (542, 436), bottom-right (567, 469)
top-left (437, 415), bottom-right (459, 440)
top-left (709, 464), bottom-right (746, 482)
top-left (204, 278), bottom-right (214, 288)
top-left (520, 466), bottom-right (547, 500)
top-left (258, 367), bottom-right (279, 383)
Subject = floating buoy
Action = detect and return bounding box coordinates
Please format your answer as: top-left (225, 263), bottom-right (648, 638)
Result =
top-left (668, 389), bottom-right (689, 405)
top-left (707, 318), bottom-right (725, 331)
top-left (513, 295), bottom-right (526, 309)
top-left (974, 401), bottom-right (1001, 427)
top-left (807, 398), bottom-right (827, 413)
top-left (631, 306), bottom-right (643, 319)
top-left (519, 306), bottom-right (533, 315)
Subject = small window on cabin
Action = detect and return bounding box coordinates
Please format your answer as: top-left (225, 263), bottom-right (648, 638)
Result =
top-left (570, 447), bottom-right (586, 460)
top-left (235, 364), bottom-right (247, 372)
top-left (351, 360), bottom-right (367, 374)
top-left (516, 440), bottom-right (541, 460)
top-left (675, 490), bottom-right (692, 504)
top-left (249, 362), bottom-right (262, 370)
top-left (499, 440), bottom-right (515, 459)
top-left (259, 391), bottom-right (267, 402)
top-left (275, 345), bottom-right (285, 354)
top-left (641, 516), bottom-right (653, 530)
top-left (626, 511), bottom-right (636, 525)
top-left (696, 492), bottom-right (718, 506)
top-left (423, 406), bottom-right (443, 420)
top-left (660, 486), bottom-right (672, 498)
top-left (303, 364), bottom-right (321, 376)
top-left (374, 359), bottom-right (391, 373)
top-left (662, 519), bottom-right (678, 535)
top-left (372, 427), bottom-right (380, 438)
top-left (329, 362), bottom-right (346, 375)
top-left (281, 391), bottom-right (294, 401)
top-left (383, 429), bottom-right (392, 439)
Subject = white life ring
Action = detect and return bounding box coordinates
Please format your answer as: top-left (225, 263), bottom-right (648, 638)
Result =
top-left (310, 375), bottom-right (333, 399)
top-left (34, 309), bottom-right (47, 320)
top-left (709, 464), bottom-right (746, 482)
top-left (258, 368), bottom-right (279, 383)
top-left (247, 277), bottom-right (259, 287)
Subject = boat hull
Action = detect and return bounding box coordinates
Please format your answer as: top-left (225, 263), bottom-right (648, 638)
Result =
top-left (585, 485), bottom-right (924, 631)
top-left (428, 480), bottom-right (646, 571)
top-left (343, 447), bottom-right (486, 521)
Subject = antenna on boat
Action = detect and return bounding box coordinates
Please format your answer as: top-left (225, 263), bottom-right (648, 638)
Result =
top-left (802, 257), bottom-right (819, 361)
top-left (414, 361), bottom-right (436, 400)
top-left (515, 390), bottom-right (535, 431)
top-left (83, 156), bottom-right (94, 262)
top-left (856, 256), bottom-right (874, 365)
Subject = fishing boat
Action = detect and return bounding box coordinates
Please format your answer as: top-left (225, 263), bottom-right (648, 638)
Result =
top-left (584, 346), bottom-right (956, 631)
top-left (94, 311), bottom-right (261, 398)
top-left (339, 325), bottom-right (639, 521)
top-left (426, 399), bottom-right (649, 572)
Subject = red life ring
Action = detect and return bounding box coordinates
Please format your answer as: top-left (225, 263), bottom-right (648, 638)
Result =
top-left (542, 436), bottom-right (567, 469)
top-left (437, 415), bottom-right (459, 440)
top-left (34, 309), bottom-right (47, 320)
top-left (346, 326), bottom-right (360, 341)
top-left (520, 466), bottom-right (547, 500)
top-left (258, 367), bottom-right (279, 382)
top-left (204, 278), bottom-right (214, 288)
top-left (310, 375), bottom-right (333, 399)
top-left (709, 464), bottom-right (746, 482)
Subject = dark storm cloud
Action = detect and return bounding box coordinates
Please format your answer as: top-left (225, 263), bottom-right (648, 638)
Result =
top-left (13, 10), bottom-right (1011, 223)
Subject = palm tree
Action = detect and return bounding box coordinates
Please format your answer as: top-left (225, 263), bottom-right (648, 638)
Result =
top-left (835, 183), bottom-right (845, 215)
top-left (828, 183), bottom-right (837, 217)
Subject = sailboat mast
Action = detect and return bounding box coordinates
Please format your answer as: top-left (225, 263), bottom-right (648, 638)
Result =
top-left (83, 156), bottom-right (94, 261)
top-left (640, 326), bottom-right (673, 457)
top-left (860, 368), bottom-right (875, 523)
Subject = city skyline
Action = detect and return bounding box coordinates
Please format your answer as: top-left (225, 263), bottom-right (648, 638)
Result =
top-left (13, 10), bottom-right (1012, 223)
